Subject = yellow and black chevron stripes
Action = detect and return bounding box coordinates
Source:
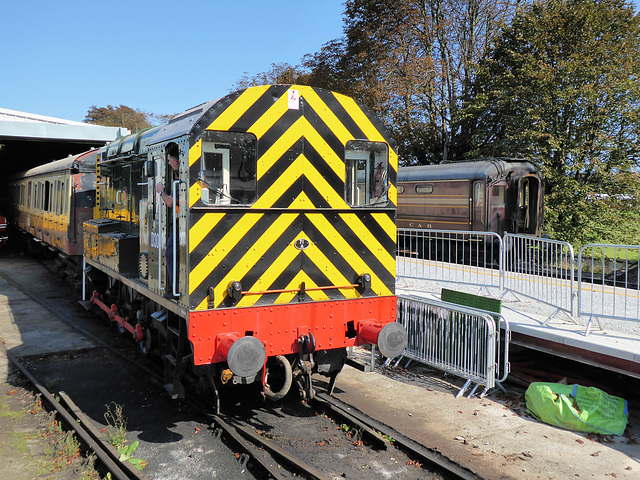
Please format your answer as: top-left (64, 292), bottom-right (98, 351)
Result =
top-left (188, 210), bottom-right (396, 310)
top-left (186, 85), bottom-right (397, 310)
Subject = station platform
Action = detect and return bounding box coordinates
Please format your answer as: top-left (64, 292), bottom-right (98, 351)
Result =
top-left (397, 283), bottom-right (640, 381)
top-left (332, 351), bottom-right (639, 480)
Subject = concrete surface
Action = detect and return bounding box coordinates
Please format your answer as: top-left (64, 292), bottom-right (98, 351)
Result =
top-left (332, 359), bottom-right (639, 480)
top-left (0, 270), bottom-right (95, 382)
top-left (1, 254), bottom-right (638, 480)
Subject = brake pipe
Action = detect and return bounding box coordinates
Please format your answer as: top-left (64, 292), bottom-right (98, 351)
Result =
top-left (90, 291), bottom-right (143, 342)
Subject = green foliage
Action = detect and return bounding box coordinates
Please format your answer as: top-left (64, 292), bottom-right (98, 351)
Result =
top-left (463, 0), bottom-right (640, 244)
top-left (85, 105), bottom-right (175, 133)
top-left (84, 105), bottom-right (151, 132)
top-left (103, 403), bottom-right (147, 471)
top-left (234, 62), bottom-right (310, 90)
top-left (117, 441), bottom-right (147, 471)
top-left (234, 1), bottom-right (520, 166)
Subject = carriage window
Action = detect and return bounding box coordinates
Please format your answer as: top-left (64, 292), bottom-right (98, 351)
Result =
top-left (27, 182), bottom-right (32, 208)
top-left (61, 182), bottom-right (66, 214)
top-left (415, 184), bottom-right (433, 194)
top-left (397, 185), bottom-right (405, 194)
top-left (474, 182), bottom-right (484, 207)
top-left (56, 181), bottom-right (61, 214)
top-left (492, 185), bottom-right (505, 207)
top-left (44, 181), bottom-right (50, 211)
top-left (200, 131), bottom-right (257, 205)
top-left (345, 140), bottom-right (389, 206)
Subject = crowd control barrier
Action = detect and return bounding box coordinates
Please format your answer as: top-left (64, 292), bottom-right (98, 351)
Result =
top-left (397, 229), bottom-right (503, 291)
top-left (578, 244), bottom-right (640, 335)
top-left (502, 234), bottom-right (576, 323)
top-left (396, 295), bottom-right (499, 398)
top-left (398, 229), bottom-right (640, 337)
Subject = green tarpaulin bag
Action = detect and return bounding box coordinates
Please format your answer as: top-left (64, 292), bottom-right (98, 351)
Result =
top-left (525, 382), bottom-right (628, 436)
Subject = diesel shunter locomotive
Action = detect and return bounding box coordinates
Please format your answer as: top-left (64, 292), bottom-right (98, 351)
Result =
top-left (14, 85), bottom-right (406, 410)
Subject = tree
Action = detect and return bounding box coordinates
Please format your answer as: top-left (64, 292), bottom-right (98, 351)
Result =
top-left (232, 1), bottom-right (519, 165)
top-left (340, 0), bottom-right (522, 165)
top-left (85, 105), bottom-right (153, 132)
top-left (463, 0), bottom-right (640, 244)
top-left (233, 63), bottom-right (310, 90)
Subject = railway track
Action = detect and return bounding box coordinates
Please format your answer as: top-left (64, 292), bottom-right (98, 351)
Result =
top-left (1, 253), bottom-right (482, 479)
top-left (2, 346), bottom-right (150, 480)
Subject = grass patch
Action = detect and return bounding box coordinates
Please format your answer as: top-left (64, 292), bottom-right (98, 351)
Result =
top-left (0, 401), bottom-right (26, 420)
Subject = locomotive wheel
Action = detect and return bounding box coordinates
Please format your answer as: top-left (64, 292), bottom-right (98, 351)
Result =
top-left (264, 355), bottom-right (293, 401)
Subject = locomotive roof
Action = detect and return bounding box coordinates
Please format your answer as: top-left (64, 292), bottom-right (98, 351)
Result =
top-left (100, 97), bottom-right (229, 157)
top-left (102, 85), bottom-right (397, 158)
top-left (11, 149), bottom-right (98, 180)
top-left (149, 99), bottom-right (220, 146)
top-left (397, 158), bottom-right (537, 182)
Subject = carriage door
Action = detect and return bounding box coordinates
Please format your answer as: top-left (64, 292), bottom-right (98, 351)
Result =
top-left (147, 150), bottom-right (165, 293)
top-left (472, 181), bottom-right (485, 231)
top-left (518, 176), bottom-right (540, 234)
top-left (489, 183), bottom-right (507, 235)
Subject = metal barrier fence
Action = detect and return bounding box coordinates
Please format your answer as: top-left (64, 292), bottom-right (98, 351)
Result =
top-left (396, 295), bottom-right (499, 398)
top-left (578, 244), bottom-right (640, 334)
top-left (397, 229), bottom-right (640, 336)
top-left (502, 234), bottom-right (576, 322)
top-left (397, 229), bottom-right (503, 291)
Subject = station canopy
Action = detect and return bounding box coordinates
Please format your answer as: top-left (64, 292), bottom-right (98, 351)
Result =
top-left (0, 107), bottom-right (129, 216)
top-left (0, 107), bottom-right (129, 177)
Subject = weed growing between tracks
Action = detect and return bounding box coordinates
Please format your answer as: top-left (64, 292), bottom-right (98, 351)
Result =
top-left (103, 401), bottom-right (147, 471)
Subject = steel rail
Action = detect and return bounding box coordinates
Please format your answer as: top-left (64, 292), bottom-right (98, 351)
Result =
top-left (314, 393), bottom-right (483, 480)
top-left (221, 415), bottom-right (331, 480)
top-left (312, 394), bottom-right (391, 450)
top-left (59, 391), bottom-right (148, 480)
top-left (2, 346), bottom-right (147, 480)
top-left (207, 414), bottom-right (287, 480)
top-left (1, 267), bottom-right (300, 480)
top-left (0, 268), bottom-right (161, 381)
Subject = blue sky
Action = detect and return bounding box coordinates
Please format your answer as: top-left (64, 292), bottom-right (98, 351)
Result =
top-left (2, 1), bottom-right (639, 123)
top-left (1, 1), bottom-right (346, 122)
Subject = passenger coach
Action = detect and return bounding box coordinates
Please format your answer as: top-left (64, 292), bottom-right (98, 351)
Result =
top-left (397, 158), bottom-right (543, 237)
top-left (10, 150), bottom-right (98, 278)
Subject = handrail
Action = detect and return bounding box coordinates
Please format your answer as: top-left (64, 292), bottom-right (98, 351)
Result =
top-left (157, 186), bottom-right (162, 291)
top-left (172, 179), bottom-right (180, 298)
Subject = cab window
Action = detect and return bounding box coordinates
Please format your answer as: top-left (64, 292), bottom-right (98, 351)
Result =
top-left (200, 131), bottom-right (257, 205)
top-left (345, 140), bottom-right (389, 206)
